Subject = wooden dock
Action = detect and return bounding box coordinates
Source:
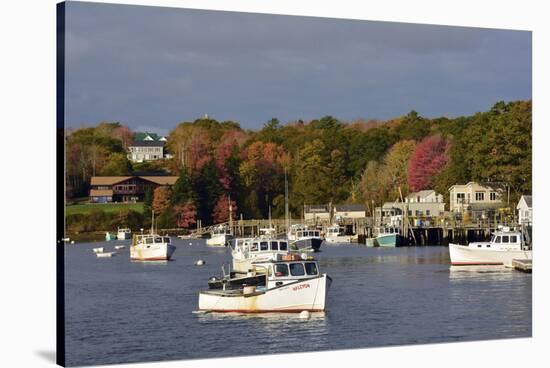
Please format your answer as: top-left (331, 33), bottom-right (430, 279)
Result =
top-left (512, 259), bottom-right (532, 273)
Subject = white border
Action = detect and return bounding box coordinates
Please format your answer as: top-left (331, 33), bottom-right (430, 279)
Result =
top-left (2, 1), bottom-right (548, 368)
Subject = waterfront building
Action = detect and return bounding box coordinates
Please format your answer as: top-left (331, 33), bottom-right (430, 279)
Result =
top-left (89, 175), bottom-right (178, 203)
top-left (304, 204), bottom-right (330, 223)
top-left (405, 190), bottom-right (444, 204)
top-left (517, 195), bottom-right (532, 226)
top-left (448, 182), bottom-right (506, 218)
top-left (333, 204), bottom-right (366, 220)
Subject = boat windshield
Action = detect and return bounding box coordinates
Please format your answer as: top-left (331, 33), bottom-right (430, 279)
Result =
top-left (279, 241), bottom-right (288, 250)
top-left (304, 262), bottom-right (318, 275)
top-left (289, 263), bottom-right (305, 276)
top-left (274, 263), bottom-right (289, 277)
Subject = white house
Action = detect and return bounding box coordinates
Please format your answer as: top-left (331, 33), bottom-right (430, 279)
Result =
top-left (128, 140), bottom-right (165, 162)
top-left (448, 182), bottom-right (504, 213)
top-left (405, 190), bottom-right (444, 204)
top-left (517, 195), bottom-right (532, 225)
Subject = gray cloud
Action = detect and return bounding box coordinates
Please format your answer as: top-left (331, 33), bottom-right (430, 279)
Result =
top-left (64, 1), bottom-right (532, 132)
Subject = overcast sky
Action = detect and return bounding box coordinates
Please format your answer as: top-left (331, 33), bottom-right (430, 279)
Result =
top-left (64, 1), bottom-right (532, 135)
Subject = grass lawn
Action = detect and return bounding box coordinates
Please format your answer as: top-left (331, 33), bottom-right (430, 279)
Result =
top-left (65, 202), bottom-right (145, 216)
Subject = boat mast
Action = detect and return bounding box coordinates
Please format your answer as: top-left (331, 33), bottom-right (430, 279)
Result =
top-left (228, 194), bottom-right (233, 234)
top-left (285, 167), bottom-right (289, 232)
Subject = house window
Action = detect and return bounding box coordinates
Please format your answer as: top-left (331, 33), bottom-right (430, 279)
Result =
top-left (475, 192), bottom-right (485, 201)
top-left (490, 192), bottom-right (497, 201)
top-left (456, 193), bottom-right (465, 203)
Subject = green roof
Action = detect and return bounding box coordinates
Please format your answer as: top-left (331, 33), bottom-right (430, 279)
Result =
top-left (133, 132), bottom-right (161, 141)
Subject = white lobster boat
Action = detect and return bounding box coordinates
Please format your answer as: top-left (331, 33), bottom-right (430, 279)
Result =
top-left (199, 256), bottom-right (331, 313)
top-left (449, 227), bottom-right (532, 267)
top-left (230, 237), bottom-right (291, 273)
top-left (130, 233), bottom-right (176, 261)
top-left (324, 224), bottom-right (351, 244)
top-left (206, 225), bottom-right (233, 247)
top-left (116, 227), bottom-right (132, 240)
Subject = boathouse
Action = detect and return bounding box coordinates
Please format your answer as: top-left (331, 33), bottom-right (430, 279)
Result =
top-left (89, 175), bottom-right (178, 203)
top-left (304, 205), bottom-right (330, 223)
top-left (333, 204), bottom-right (366, 220)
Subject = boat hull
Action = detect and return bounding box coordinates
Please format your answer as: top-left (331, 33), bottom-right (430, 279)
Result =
top-left (130, 244), bottom-right (176, 261)
top-left (376, 234), bottom-right (404, 247)
top-left (449, 243), bottom-right (532, 267)
top-left (206, 234), bottom-right (232, 247)
top-left (325, 235), bottom-right (351, 244)
top-left (292, 238), bottom-right (322, 252)
top-left (199, 274), bottom-right (331, 313)
top-left (117, 232), bottom-right (131, 240)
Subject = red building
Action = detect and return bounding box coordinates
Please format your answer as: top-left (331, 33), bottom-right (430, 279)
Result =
top-left (89, 176), bottom-right (178, 203)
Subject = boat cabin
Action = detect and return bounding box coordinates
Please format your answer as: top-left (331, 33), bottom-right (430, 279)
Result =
top-left (247, 239), bottom-right (289, 253)
top-left (475, 230), bottom-right (524, 251)
top-left (296, 229), bottom-right (321, 239)
top-left (253, 259), bottom-right (320, 289)
top-left (259, 227), bottom-right (276, 238)
top-left (212, 226), bottom-right (231, 236)
top-left (327, 225), bottom-right (345, 236)
top-left (134, 234), bottom-right (171, 246)
top-left (378, 226), bottom-right (401, 236)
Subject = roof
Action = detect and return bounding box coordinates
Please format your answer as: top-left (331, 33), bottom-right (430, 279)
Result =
top-left (519, 195), bottom-right (532, 208)
top-left (89, 189), bottom-right (113, 197)
top-left (448, 181), bottom-right (507, 192)
top-left (140, 176), bottom-right (178, 185)
top-left (90, 176), bottom-right (132, 185)
top-left (90, 176), bottom-right (178, 186)
top-left (406, 190), bottom-right (435, 199)
top-left (304, 205), bottom-right (329, 213)
top-left (334, 204), bottom-right (366, 212)
top-left (134, 132), bottom-right (161, 141)
top-left (129, 140), bottom-right (165, 147)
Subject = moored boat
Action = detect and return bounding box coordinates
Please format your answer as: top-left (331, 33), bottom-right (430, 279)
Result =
top-left (96, 251), bottom-right (116, 258)
top-left (105, 232), bottom-right (116, 241)
top-left (117, 227), bottom-right (132, 240)
top-left (93, 247), bottom-right (105, 253)
top-left (375, 226), bottom-right (404, 247)
top-left (199, 255), bottom-right (331, 313)
top-left (206, 225), bottom-right (233, 247)
top-left (449, 227), bottom-right (532, 267)
top-left (130, 233), bottom-right (176, 261)
top-left (324, 224), bottom-right (351, 244)
top-left (290, 228), bottom-right (323, 252)
top-left (230, 237), bottom-right (292, 274)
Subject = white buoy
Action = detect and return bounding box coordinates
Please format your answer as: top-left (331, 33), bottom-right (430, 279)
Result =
top-left (70, 240), bottom-right (75, 244)
top-left (195, 259), bottom-right (205, 266)
top-left (189, 242), bottom-right (192, 246)
top-left (299, 310), bottom-right (310, 319)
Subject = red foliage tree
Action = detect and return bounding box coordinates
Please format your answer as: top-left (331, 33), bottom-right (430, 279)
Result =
top-left (211, 195), bottom-right (237, 224)
top-left (174, 202), bottom-right (197, 228)
top-left (407, 135), bottom-right (450, 192)
top-left (215, 130), bottom-right (248, 189)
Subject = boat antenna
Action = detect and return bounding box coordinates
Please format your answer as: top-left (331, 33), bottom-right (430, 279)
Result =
top-left (151, 211), bottom-right (155, 234)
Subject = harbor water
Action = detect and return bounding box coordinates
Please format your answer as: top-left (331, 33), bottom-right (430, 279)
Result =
top-left (64, 240), bottom-right (532, 366)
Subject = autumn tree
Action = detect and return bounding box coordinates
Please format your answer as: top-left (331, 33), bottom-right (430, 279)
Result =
top-left (212, 195), bottom-right (238, 224)
top-left (152, 186), bottom-right (171, 215)
top-left (174, 202), bottom-right (197, 228)
top-left (407, 135), bottom-right (450, 192)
